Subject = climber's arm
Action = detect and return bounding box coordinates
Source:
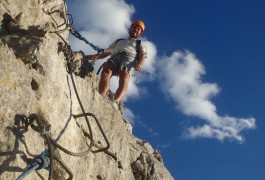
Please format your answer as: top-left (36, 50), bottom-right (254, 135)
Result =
top-left (86, 51), bottom-right (111, 61)
top-left (134, 50), bottom-right (146, 71)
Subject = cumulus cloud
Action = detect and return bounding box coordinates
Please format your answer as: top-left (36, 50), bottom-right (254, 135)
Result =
top-left (158, 51), bottom-right (256, 143)
top-left (158, 143), bottom-right (170, 149)
top-left (123, 108), bottom-right (160, 137)
top-left (123, 107), bottom-right (135, 125)
top-left (67, 0), bottom-right (133, 35)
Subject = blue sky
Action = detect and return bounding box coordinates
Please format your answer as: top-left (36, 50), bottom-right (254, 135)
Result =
top-left (66, 0), bottom-right (265, 179)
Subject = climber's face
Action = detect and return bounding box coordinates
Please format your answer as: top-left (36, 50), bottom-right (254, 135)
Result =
top-left (129, 24), bottom-right (143, 39)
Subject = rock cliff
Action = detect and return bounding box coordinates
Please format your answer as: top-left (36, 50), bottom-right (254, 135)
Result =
top-left (0, 1), bottom-right (173, 179)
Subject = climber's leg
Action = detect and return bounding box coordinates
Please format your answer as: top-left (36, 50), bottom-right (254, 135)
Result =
top-left (98, 62), bottom-right (117, 96)
top-left (114, 69), bottom-right (130, 103)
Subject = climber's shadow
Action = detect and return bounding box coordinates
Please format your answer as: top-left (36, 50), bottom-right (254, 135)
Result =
top-left (0, 115), bottom-right (35, 174)
top-left (1, 12), bottom-right (46, 36)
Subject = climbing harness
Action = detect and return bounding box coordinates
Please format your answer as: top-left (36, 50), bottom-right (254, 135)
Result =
top-left (96, 39), bottom-right (142, 75)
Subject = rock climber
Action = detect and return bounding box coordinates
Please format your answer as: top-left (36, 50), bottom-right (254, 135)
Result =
top-left (86, 20), bottom-right (147, 106)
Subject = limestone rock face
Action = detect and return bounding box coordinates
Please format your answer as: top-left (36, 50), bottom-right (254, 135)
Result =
top-left (0, 1), bottom-right (173, 180)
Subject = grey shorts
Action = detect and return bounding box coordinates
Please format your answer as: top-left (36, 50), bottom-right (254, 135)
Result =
top-left (108, 52), bottom-right (136, 74)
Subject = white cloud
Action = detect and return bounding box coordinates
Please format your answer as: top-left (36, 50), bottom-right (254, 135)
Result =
top-left (123, 108), bottom-right (160, 138)
top-left (126, 75), bottom-right (141, 99)
top-left (123, 107), bottom-right (135, 125)
top-left (158, 143), bottom-right (170, 149)
top-left (159, 51), bottom-right (220, 121)
top-left (148, 128), bottom-right (160, 137)
top-left (158, 51), bottom-right (256, 143)
top-left (138, 40), bottom-right (157, 77)
top-left (67, 0), bottom-right (134, 35)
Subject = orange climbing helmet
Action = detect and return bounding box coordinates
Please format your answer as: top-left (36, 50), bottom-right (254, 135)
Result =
top-left (131, 20), bottom-right (145, 32)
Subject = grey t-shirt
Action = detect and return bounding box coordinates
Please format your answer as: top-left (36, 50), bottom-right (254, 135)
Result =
top-left (104, 39), bottom-right (147, 73)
